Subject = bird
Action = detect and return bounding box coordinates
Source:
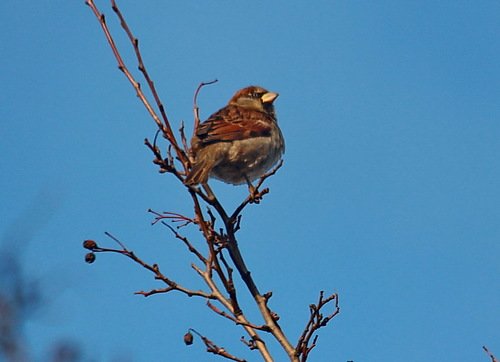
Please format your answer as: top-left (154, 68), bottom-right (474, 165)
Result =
top-left (185, 85), bottom-right (284, 188)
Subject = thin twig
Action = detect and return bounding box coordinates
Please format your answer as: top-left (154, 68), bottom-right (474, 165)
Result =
top-left (148, 209), bottom-right (195, 227)
top-left (483, 346), bottom-right (499, 362)
top-left (180, 120), bottom-right (189, 156)
top-left (206, 301), bottom-right (269, 331)
top-left (91, 237), bottom-right (212, 299)
top-left (110, 0), bottom-right (189, 170)
top-left (193, 79), bottom-right (218, 139)
top-left (160, 221), bottom-right (207, 264)
top-left (104, 231), bottom-right (127, 250)
top-left (85, 1), bottom-right (165, 140)
top-left (188, 328), bottom-right (247, 362)
top-left (296, 291), bottom-right (340, 361)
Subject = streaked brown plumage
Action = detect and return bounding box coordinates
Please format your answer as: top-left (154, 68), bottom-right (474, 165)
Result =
top-left (185, 86), bottom-right (284, 186)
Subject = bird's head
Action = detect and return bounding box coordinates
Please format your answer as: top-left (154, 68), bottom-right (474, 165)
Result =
top-left (228, 86), bottom-right (279, 116)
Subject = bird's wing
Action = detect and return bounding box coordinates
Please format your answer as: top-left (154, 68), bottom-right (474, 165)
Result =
top-left (196, 105), bottom-right (273, 144)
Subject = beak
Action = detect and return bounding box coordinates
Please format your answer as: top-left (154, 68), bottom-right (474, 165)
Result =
top-left (261, 91), bottom-right (279, 104)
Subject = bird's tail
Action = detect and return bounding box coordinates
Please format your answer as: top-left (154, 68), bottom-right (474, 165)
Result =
top-left (184, 159), bottom-right (210, 185)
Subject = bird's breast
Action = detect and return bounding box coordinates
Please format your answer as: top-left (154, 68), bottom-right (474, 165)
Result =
top-left (211, 130), bottom-right (284, 185)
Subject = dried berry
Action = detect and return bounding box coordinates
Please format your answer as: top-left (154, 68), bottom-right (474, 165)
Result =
top-left (183, 331), bottom-right (193, 345)
top-left (83, 240), bottom-right (98, 250)
top-left (85, 252), bottom-right (96, 264)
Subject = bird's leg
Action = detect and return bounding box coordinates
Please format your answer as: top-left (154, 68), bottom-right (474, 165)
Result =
top-left (245, 176), bottom-right (261, 204)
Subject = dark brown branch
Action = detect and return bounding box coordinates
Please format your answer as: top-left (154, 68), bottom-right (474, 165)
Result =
top-left (219, 206), bottom-right (297, 359)
top-left (216, 237), bottom-right (242, 315)
top-left (180, 158), bottom-right (295, 359)
top-left (483, 346), bottom-right (499, 362)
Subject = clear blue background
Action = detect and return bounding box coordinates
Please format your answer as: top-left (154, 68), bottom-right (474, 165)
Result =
top-left (1, 1), bottom-right (499, 361)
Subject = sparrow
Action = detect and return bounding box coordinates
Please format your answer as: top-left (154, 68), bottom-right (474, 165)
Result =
top-left (185, 85), bottom-right (284, 187)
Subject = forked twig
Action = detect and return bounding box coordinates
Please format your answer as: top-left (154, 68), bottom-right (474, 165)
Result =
top-left (296, 291), bottom-right (340, 361)
top-left (148, 209), bottom-right (195, 227)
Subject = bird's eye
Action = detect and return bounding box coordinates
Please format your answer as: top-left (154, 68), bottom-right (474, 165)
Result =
top-left (250, 91), bottom-right (261, 98)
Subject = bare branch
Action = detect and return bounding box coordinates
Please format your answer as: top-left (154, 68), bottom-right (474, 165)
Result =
top-left (180, 120), bottom-right (189, 155)
top-left (191, 264), bottom-right (272, 361)
top-left (148, 209), bottom-right (195, 228)
top-left (483, 346), bottom-right (499, 362)
top-left (110, 0), bottom-right (189, 169)
top-left (85, 2), bottom-right (335, 361)
top-left (192, 79), bottom-right (218, 138)
top-left (88, 236), bottom-right (213, 299)
top-left (187, 328), bottom-right (247, 362)
top-left (206, 301), bottom-right (269, 331)
top-left (296, 291), bottom-right (340, 361)
top-left (85, 1), bottom-right (165, 139)
top-left (104, 231), bottom-right (127, 250)
top-left (160, 221), bottom-right (207, 264)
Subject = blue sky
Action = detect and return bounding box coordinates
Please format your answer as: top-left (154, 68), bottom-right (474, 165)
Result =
top-left (1, 1), bottom-right (499, 361)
